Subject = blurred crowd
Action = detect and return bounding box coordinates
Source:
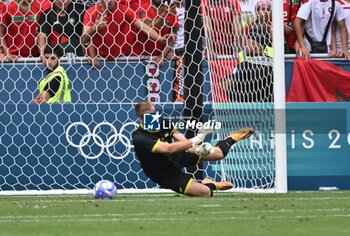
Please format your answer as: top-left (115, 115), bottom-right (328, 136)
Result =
top-left (0, 0), bottom-right (181, 67)
top-left (0, 0), bottom-right (349, 67)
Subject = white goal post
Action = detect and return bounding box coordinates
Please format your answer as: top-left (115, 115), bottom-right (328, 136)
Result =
top-left (0, 0), bottom-right (287, 195)
top-left (272, 0), bottom-right (288, 193)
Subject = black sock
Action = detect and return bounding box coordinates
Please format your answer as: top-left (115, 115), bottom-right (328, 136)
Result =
top-left (204, 183), bottom-right (216, 191)
top-left (225, 137), bottom-right (236, 146)
top-left (203, 183), bottom-right (215, 197)
top-left (216, 138), bottom-right (235, 157)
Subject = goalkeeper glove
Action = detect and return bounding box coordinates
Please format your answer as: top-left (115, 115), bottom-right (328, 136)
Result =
top-left (191, 128), bottom-right (213, 145)
top-left (195, 142), bottom-right (215, 156)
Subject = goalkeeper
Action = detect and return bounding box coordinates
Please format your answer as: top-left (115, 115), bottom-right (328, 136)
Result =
top-left (132, 101), bottom-right (254, 197)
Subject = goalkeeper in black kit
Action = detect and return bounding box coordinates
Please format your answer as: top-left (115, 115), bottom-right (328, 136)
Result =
top-left (132, 101), bottom-right (254, 197)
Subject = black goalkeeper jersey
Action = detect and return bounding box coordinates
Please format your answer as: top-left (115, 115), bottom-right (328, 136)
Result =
top-left (132, 123), bottom-right (184, 181)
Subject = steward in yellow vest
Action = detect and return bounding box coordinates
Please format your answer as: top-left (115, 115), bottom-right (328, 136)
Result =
top-left (33, 45), bottom-right (72, 104)
top-left (220, 0), bottom-right (274, 103)
top-left (238, 45), bottom-right (273, 63)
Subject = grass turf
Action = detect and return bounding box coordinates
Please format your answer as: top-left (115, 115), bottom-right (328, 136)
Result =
top-left (0, 191), bottom-right (350, 236)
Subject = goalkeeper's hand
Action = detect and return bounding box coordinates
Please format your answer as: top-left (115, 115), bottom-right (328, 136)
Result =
top-left (195, 142), bottom-right (215, 156)
top-left (191, 128), bottom-right (213, 145)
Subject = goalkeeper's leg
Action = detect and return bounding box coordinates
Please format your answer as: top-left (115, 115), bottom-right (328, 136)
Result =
top-left (200, 127), bottom-right (254, 161)
top-left (170, 127), bottom-right (254, 197)
top-left (192, 127), bottom-right (254, 195)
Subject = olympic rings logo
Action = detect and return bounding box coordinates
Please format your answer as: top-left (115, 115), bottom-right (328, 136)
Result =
top-left (65, 121), bottom-right (138, 160)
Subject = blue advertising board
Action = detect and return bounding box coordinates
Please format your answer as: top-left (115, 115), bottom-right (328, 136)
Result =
top-left (286, 102), bottom-right (350, 190)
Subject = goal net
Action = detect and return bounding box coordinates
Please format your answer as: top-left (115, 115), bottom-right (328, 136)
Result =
top-left (0, 0), bottom-right (286, 195)
top-left (203, 0), bottom-right (277, 192)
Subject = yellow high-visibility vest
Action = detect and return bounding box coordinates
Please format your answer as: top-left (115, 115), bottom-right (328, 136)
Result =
top-left (238, 45), bottom-right (274, 63)
top-left (38, 66), bottom-right (72, 103)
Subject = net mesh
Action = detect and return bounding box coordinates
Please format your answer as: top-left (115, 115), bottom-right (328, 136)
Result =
top-left (0, 0), bottom-right (277, 193)
top-left (203, 0), bottom-right (275, 190)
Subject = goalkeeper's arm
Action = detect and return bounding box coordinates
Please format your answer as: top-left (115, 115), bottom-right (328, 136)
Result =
top-left (172, 131), bottom-right (187, 141)
top-left (172, 130), bottom-right (224, 160)
top-left (172, 131), bottom-right (198, 153)
top-left (153, 132), bottom-right (206, 155)
top-left (172, 128), bottom-right (214, 154)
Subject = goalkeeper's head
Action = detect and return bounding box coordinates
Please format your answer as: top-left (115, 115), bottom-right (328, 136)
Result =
top-left (135, 100), bottom-right (156, 121)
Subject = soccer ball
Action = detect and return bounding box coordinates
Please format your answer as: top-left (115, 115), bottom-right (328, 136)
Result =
top-left (93, 180), bottom-right (117, 199)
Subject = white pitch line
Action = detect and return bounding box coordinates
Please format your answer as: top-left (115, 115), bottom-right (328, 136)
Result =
top-left (1, 196), bottom-right (350, 204)
top-left (0, 214), bottom-right (350, 223)
top-left (0, 208), bottom-right (348, 220)
top-left (200, 204), bottom-right (222, 207)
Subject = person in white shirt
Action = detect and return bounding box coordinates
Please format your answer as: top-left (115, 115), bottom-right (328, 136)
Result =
top-left (335, 0), bottom-right (350, 53)
top-left (173, 0), bottom-right (185, 56)
top-left (294, 0), bottom-right (350, 60)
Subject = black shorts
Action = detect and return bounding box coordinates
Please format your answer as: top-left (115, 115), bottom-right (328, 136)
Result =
top-left (153, 152), bottom-right (201, 194)
top-left (156, 172), bottom-right (194, 195)
top-left (170, 151), bottom-right (201, 168)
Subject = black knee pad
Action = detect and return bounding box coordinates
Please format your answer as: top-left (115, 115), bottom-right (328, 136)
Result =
top-left (216, 140), bottom-right (232, 157)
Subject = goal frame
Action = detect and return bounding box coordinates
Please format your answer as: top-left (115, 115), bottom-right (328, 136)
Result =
top-left (272, 0), bottom-right (288, 193)
top-left (0, 0), bottom-right (287, 195)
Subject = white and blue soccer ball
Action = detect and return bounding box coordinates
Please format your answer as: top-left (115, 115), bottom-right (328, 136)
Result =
top-left (93, 180), bottom-right (117, 199)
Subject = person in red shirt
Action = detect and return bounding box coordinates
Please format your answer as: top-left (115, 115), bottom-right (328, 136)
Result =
top-left (82, 0), bottom-right (171, 68)
top-left (130, 0), bottom-right (179, 64)
top-left (283, 0), bottom-right (308, 54)
top-left (0, 1), bottom-right (5, 12)
top-left (0, 0), bottom-right (51, 61)
top-left (0, 1), bottom-right (4, 57)
top-left (202, 0), bottom-right (243, 58)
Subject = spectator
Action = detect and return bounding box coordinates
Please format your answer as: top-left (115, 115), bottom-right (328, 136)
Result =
top-left (82, 0), bottom-right (171, 68)
top-left (33, 45), bottom-right (72, 104)
top-left (294, 0), bottom-right (349, 60)
top-left (335, 0), bottom-right (350, 55)
top-left (173, 0), bottom-right (184, 56)
top-left (221, 0), bottom-right (273, 102)
top-left (130, 0), bottom-right (179, 65)
top-left (239, 0), bottom-right (255, 13)
top-left (172, 0), bottom-right (185, 102)
top-left (0, 0), bottom-right (3, 59)
top-left (202, 0), bottom-right (243, 58)
top-left (0, 0), bottom-right (51, 61)
top-left (0, 1), bottom-right (5, 12)
top-left (283, 0), bottom-right (308, 54)
top-left (76, 0), bottom-right (97, 8)
top-left (238, 0), bottom-right (255, 30)
top-left (37, 0), bottom-right (86, 66)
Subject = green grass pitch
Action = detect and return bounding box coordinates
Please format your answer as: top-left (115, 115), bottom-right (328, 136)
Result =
top-left (1, 191), bottom-right (350, 236)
